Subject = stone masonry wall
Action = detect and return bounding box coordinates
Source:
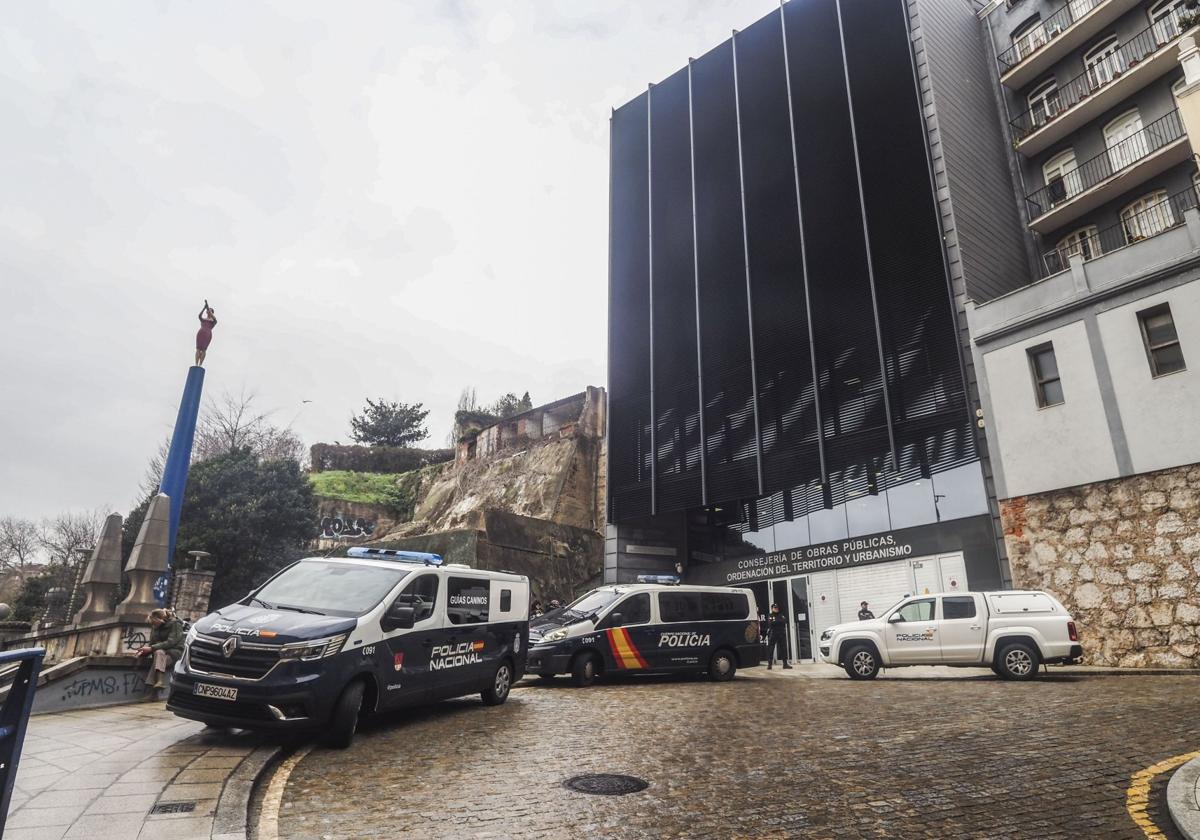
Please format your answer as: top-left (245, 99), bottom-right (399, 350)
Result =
top-left (1001, 463), bottom-right (1200, 668)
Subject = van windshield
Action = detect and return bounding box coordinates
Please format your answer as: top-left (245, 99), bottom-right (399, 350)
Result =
top-left (562, 589), bottom-right (622, 620)
top-left (252, 561), bottom-right (410, 617)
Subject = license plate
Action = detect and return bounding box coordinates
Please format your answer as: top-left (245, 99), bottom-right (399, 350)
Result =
top-left (194, 683), bottom-right (238, 701)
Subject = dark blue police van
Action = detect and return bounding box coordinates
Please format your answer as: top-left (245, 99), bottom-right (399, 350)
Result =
top-left (528, 579), bottom-right (763, 686)
top-left (167, 548), bottom-right (529, 747)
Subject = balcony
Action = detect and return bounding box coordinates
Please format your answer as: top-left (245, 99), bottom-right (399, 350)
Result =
top-left (998, 0), bottom-right (1143, 90)
top-left (1010, 12), bottom-right (1192, 157)
top-left (1024, 109), bottom-right (1189, 233)
top-left (1041, 184), bottom-right (1198, 274)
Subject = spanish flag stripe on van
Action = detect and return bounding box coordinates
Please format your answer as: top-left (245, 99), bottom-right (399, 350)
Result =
top-left (607, 628), bottom-right (647, 669)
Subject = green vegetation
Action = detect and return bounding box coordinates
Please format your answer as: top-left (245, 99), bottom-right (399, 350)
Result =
top-left (309, 470), bottom-right (405, 505)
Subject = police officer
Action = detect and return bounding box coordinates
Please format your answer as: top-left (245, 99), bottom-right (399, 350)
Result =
top-left (767, 603), bottom-right (792, 670)
top-left (858, 601), bottom-right (875, 621)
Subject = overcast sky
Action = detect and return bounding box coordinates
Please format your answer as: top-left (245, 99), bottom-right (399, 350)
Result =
top-left (0, 0), bottom-right (781, 522)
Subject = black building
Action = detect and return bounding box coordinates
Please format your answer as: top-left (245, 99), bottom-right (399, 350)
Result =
top-left (606, 0), bottom-right (1011, 657)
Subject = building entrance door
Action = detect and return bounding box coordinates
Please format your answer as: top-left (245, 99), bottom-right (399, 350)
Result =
top-left (769, 576), bottom-right (814, 663)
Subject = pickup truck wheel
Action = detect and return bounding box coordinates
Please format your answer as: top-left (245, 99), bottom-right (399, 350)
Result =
top-left (322, 680), bottom-right (364, 749)
top-left (843, 645), bottom-right (880, 680)
top-left (997, 642), bottom-right (1039, 680)
top-left (708, 649), bottom-right (736, 682)
top-left (571, 652), bottom-right (598, 687)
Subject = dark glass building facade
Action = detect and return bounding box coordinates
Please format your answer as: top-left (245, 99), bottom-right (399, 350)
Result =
top-left (605, 0), bottom-right (1006, 645)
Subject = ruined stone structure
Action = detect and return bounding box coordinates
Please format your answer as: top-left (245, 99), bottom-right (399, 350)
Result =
top-left (367, 387), bottom-right (607, 601)
top-left (1003, 464), bottom-right (1200, 668)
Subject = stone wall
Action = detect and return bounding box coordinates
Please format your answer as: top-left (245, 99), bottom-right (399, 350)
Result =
top-left (1001, 463), bottom-right (1200, 667)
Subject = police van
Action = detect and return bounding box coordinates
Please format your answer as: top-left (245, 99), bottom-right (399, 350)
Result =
top-left (167, 548), bottom-right (529, 747)
top-left (527, 578), bottom-right (762, 686)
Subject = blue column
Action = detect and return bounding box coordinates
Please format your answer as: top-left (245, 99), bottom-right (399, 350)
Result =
top-left (156, 365), bottom-right (206, 604)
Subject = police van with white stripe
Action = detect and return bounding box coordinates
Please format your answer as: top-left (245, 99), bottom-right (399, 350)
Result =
top-left (167, 548), bottom-right (529, 747)
top-left (527, 578), bottom-right (763, 685)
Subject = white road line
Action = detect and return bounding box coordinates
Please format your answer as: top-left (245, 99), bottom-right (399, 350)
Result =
top-left (256, 744), bottom-right (313, 840)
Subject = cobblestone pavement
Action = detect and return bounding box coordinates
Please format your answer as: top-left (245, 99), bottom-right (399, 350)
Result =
top-left (273, 670), bottom-right (1200, 839)
top-left (6, 702), bottom-right (269, 840)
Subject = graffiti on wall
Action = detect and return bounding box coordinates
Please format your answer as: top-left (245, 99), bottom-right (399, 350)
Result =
top-left (320, 515), bottom-right (376, 539)
top-left (60, 671), bottom-right (147, 703)
top-left (123, 627), bottom-right (148, 650)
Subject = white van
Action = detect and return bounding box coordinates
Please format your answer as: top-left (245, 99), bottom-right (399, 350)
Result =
top-left (168, 548), bottom-right (529, 747)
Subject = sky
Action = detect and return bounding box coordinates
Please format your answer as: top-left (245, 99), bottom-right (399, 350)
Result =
top-left (0, 0), bottom-right (782, 522)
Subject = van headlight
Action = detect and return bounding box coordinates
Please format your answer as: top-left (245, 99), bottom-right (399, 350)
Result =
top-left (541, 628), bottom-right (570, 643)
top-left (279, 634), bottom-right (348, 661)
top-left (820, 630), bottom-right (832, 641)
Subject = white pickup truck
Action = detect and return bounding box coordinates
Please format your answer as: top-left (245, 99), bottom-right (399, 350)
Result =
top-left (819, 590), bottom-right (1082, 680)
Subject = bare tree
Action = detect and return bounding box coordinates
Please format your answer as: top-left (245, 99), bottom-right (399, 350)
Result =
top-left (39, 510), bottom-right (105, 566)
top-left (0, 517), bottom-right (44, 581)
top-left (194, 390), bottom-right (305, 463)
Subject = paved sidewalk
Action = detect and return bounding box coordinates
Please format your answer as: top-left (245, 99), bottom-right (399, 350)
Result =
top-left (6, 703), bottom-right (276, 840)
top-left (761, 661), bottom-right (1200, 678)
top-left (1169, 754), bottom-right (1200, 840)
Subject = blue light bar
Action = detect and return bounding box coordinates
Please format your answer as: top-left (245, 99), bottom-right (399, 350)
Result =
top-left (636, 574), bottom-right (680, 585)
top-left (346, 547), bottom-right (443, 566)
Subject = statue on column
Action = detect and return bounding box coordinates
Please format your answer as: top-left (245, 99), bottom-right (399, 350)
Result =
top-left (195, 300), bottom-right (217, 366)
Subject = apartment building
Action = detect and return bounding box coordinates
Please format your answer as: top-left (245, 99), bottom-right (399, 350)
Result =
top-left (968, 0), bottom-right (1200, 666)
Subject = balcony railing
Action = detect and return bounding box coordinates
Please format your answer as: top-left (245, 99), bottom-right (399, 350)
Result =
top-left (997, 0), bottom-right (1104, 72)
top-left (1041, 184), bottom-right (1198, 275)
top-left (1010, 9), bottom-right (1188, 141)
top-left (1025, 109), bottom-right (1185, 219)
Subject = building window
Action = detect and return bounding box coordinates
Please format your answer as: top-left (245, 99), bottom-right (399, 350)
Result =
top-left (1138, 303), bottom-right (1187, 376)
top-left (1083, 36), bottom-right (1122, 90)
top-left (1011, 16), bottom-right (1047, 62)
top-left (1121, 190), bottom-right (1174, 243)
top-left (1028, 79), bottom-right (1061, 129)
top-left (1043, 148), bottom-right (1080, 203)
top-left (1150, 0), bottom-right (1187, 43)
top-left (1104, 109), bottom-right (1146, 172)
top-left (1055, 225), bottom-right (1100, 265)
top-left (1028, 343), bottom-right (1064, 407)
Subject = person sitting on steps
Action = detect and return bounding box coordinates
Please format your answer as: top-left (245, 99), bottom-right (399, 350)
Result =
top-left (137, 608), bottom-right (185, 690)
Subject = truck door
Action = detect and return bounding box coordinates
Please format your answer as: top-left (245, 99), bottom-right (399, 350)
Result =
top-left (884, 598), bottom-right (941, 663)
top-left (937, 595), bottom-right (986, 663)
top-left (381, 572), bottom-right (441, 708)
top-left (595, 593), bottom-right (653, 670)
top-left (439, 575), bottom-right (494, 695)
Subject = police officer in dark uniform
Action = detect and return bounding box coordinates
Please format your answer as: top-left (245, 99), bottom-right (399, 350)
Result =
top-left (766, 603), bottom-right (792, 670)
top-left (858, 601), bottom-right (875, 621)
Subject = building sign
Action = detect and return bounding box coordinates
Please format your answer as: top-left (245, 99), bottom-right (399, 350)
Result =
top-left (688, 515), bottom-right (995, 587)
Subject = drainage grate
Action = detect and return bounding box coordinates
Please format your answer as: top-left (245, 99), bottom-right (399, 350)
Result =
top-left (150, 801), bottom-right (197, 814)
top-left (563, 774), bottom-right (649, 796)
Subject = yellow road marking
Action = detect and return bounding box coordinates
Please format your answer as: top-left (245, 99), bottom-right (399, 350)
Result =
top-left (1126, 749), bottom-right (1200, 838)
top-left (257, 744), bottom-right (314, 840)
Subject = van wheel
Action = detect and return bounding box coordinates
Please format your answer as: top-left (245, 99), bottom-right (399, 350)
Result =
top-left (323, 680), bottom-right (364, 749)
top-left (571, 652), bottom-right (598, 687)
top-left (997, 642), bottom-right (1039, 680)
top-left (482, 660), bottom-right (513, 706)
top-left (709, 649), bottom-right (736, 682)
top-left (843, 645), bottom-right (880, 680)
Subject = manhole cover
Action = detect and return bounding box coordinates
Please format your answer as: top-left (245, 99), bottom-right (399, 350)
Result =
top-left (150, 801), bottom-right (196, 814)
top-left (563, 774), bottom-right (649, 796)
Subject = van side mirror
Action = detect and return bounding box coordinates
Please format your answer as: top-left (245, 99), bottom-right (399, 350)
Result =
top-left (888, 613), bottom-right (905, 624)
top-left (608, 612), bottom-right (623, 627)
top-left (383, 604), bottom-right (416, 631)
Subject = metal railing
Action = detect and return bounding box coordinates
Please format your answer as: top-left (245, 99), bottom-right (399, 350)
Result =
top-left (1041, 184), bottom-right (1198, 275)
top-left (1025, 109), bottom-right (1185, 218)
top-left (0, 648), bottom-right (44, 836)
top-left (1010, 10), bottom-right (1188, 140)
top-left (997, 0), bottom-right (1103, 72)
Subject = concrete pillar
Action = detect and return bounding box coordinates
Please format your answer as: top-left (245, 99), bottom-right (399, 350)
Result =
top-left (40, 587), bottom-right (69, 628)
top-left (171, 568), bottom-right (215, 624)
top-left (74, 513), bottom-right (124, 625)
top-left (115, 493), bottom-right (171, 620)
top-left (1176, 36), bottom-right (1200, 154)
